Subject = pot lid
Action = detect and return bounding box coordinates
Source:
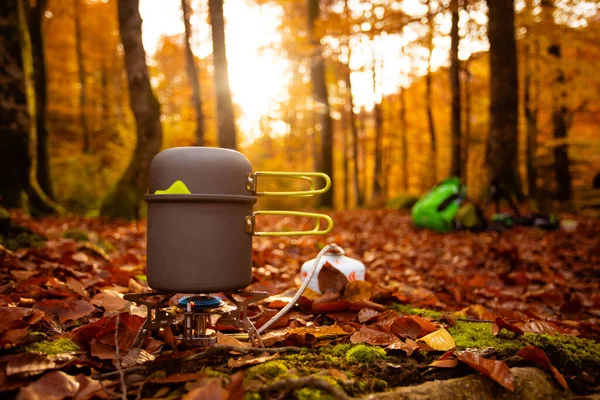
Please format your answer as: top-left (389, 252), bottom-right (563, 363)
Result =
top-left (148, 147), bottom-right (253, 197)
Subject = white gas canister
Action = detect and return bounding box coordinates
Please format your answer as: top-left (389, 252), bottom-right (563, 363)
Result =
top-left (300, 244), bottom-right (366, 294)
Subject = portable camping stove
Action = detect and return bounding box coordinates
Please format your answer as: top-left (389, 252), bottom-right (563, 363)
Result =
top-left (124, 290), bottom-right (269, 348)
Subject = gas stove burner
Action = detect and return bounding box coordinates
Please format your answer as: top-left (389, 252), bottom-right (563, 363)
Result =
top-left (124, 290), bottom-right (268, 349)
top-left (177, 295), bottom-right (224, 312)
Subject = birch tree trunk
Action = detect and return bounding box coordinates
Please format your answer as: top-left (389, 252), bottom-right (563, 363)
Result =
top-left (101, 0), bottom-right (163, 220)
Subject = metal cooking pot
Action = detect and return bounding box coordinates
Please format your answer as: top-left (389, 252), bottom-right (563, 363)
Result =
top-left (144, 147), bottom-right (333, 293)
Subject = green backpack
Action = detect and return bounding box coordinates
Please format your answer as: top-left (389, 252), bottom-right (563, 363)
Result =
top-left (411, 177), bottom-right (466, 232)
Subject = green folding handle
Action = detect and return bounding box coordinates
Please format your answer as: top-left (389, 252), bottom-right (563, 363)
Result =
top-left (246, 211), bottom-right (333, 237)
top-left (247, 171), bottom-right (331, 197)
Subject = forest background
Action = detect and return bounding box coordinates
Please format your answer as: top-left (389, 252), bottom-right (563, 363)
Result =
top-left (1, 0), bottom-right (599, 219)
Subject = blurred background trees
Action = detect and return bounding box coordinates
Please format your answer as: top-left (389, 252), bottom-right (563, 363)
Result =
top-left (0, 0), bottom-right (599, 218)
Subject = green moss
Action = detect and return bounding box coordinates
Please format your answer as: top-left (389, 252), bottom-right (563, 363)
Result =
top-left (524, 333), bottom-right (600, 370)
top-left (329, 343), bottom-right (352, 357)
top-left (449, 321), bottom-right (600, 371)
top-left (62, 229), bottom-right (89, 242)
top-left (372, 378), bottom-right (388, 391)
top-left (449, 322), bottom-right (524, 355)
top-left (135, 274), bottom-right (147, 283)
top-left (148, 370), bottom-right (167, 380)
top-left (203, 367), bottom-right (228, 378)
top-left (243, 393), bottom-right (262, 400)
top-left (294, 388), bottom-right (333, 400)
top-left (247, 361), bottom-right (289, 380)
top-left (345, 345), bottom-right (387, 363)
top-left (0, 207), bottom-right (10, 220)
top-left (98, 238), bottom-right (114, 253)
top-left (0, 231), bottom-right (45, 251)
top-left (390, 303), bottom-right (443, 319)
top-left (27, 338), bottom-right (80, 355)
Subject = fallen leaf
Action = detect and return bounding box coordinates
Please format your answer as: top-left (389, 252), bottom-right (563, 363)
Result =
top-left (429, 358), bottom-right (458, 368)
top-left (74, 374), bottom-right (103, 400)
top-left (17, 371), bottom-right (80, 400)
top-left (318, 262), bottom-right (348, 295)
top-left (358, 308), bottom-right (381, 323)
top-left (120, 347), bottom-right (155, 368)
top-left (391, 315), bottom-right (437, 339)
top-left (492, 317), bottom-right (524, 336)
top-left (228, 352), bottom-right (279, 369)
top-left (182, 380), bottom-right (228, 400)
top-left (34, 299), bottom-right (95, 324)
top-left (150, 372), bottom-right (207, 383)
top-left (387, 338), bottom-right (419, 356)
top-left (343, 280), bottom-right (373, 302)
top-left (456, 351), bottom-right (515, 391)
top-left (66, 278), bottom-right (87, 298)
top-left (350, 326), bottom-right (402, 346)
top-left (288, 323), bottom-right (355, 338)
top-left (216, 332), bottom-right (248, 348)
top-left (90, 291), bottom-right (128, 312)
top-left (517, 320), bottom-right (558, 335)
top-left (6, 353), bottom-right (56, 376)
top-left (417, 328), bottom-right (456, 351)
top-left (226, 371), bottom-right (245, 400)
top-left (516, 345), bottom-right (568, 391)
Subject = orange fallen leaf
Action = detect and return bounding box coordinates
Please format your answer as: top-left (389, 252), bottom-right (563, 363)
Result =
top-left (456, 351), bottom-right (515, 391)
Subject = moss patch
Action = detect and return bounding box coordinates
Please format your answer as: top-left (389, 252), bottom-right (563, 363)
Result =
top-left (246, 360), bottom-right (289, 380)
top-left (345, 344), bottom-right (387, 363)
top-left (27, 338), bottom-right (80, 355)
top-left (0, 231), bottom-right (45, 251)
top-left (390, 303), bottom-right (443, 319)
top-left (294, 387), bottom-right (334, 400)
top-left (62, 228), bottom-right (90, 242)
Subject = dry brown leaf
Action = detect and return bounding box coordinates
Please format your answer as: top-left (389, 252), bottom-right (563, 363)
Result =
top-left (6, 353), bottom-right (57, 377)
top-left (516, 345), bottom-right (568, 391)
top-left (228, 352), bottom-right (279, 369)
top-left (456, 351), bottom-right (515, 391)
top-left (288, 323), bottom-right (355, 338)
top-left (350, 326), bottom-right (402, 346)
top-left (318, 262), bottom-right (348, 295)
top-left (17, 371), bottom-right (80, 400)
top-left (492, 317), bottom-right (524, 336)
top-left (90, 291), bottom-right (128, 312)
top-left (66, 278), bottom-right (87, 298)
top-left (391, 315), bottom-right (437, 339)
top-left (517, 320), bottom-right (558, 335)
top-left (343, 280), bottom-right (373, 302)
top-left (33, 299), bottom-right (95, 324)
top-left (182, 380), bottom-right (228, 400)
top-left (358, 308), bottom-right (381, 323)
top-left (216, 332), bottom-right (248, 348)
top-left (226, 371), bottom-right (245, 400)
top-left (387, 338), bottom-right (419, 356)
top-left (429, 358), bottom-right (458, 368)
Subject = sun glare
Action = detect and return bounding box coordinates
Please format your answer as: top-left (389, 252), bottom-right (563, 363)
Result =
top-left (139, 0), bottom-right (291, 144)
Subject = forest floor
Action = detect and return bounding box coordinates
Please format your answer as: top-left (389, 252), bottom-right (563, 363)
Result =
top-left (0, 209), bottom-right (599, 399)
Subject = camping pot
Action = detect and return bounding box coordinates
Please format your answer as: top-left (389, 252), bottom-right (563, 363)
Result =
top-left (144, 147), bottom-right (333, 293)
top-left (300, 245), bottom-right (366, 294)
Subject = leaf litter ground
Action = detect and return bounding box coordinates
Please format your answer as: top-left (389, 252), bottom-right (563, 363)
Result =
top-left (0, 209), bottom-right (599, 399)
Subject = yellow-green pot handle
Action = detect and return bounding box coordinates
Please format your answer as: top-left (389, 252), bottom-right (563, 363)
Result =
top-left (247, 171), bottom-right (331, 197)
top-left (246, 211), bottom-right (333, 237)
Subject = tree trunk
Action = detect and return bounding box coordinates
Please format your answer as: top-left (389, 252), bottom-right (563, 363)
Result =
top-left (462, 57), bottom-right (471, 186)
top-left (372, 60), bottom-right (383, 204)
top-left (449, 0), bottom-right (462, 178)
top-left (308, 0), bottom-right (334, 208)
top-left (485, 0), bottom-right (523, 199)
top-left (74, 0), bottom-right (90, 154)
top-left (341, 97), bottom-right (350, 209)
top-left (399, 84), bottom-right (408, 192)
top-left (27, 0), bottom-right (53, 200)
top-left (345, 54), bottom-right (363, 207)
top-left (541, 0), bottom-right (571, 202)
top-left (426, 0), bottom-right (437, 185)
top-left (181, 0), bottom-right (205, 146)
top-left (0, 0), bottom-right (56, 214)
top-left (101, 0), bottom-right (163, 220)
top-left (208, 0), bottom-right (237, 150)
top-left (524, 0), bottom-right (538, 198)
